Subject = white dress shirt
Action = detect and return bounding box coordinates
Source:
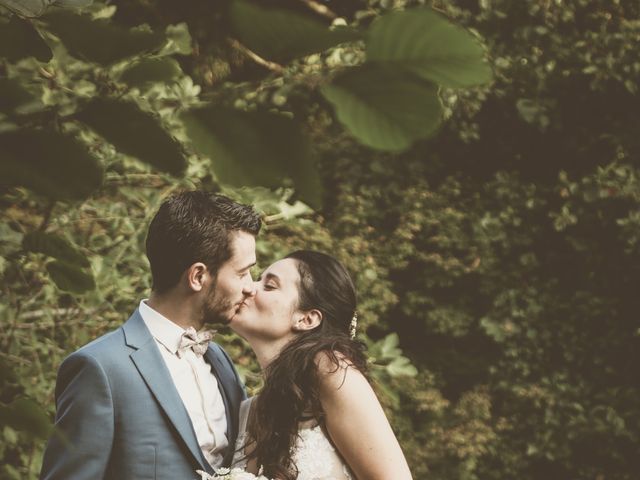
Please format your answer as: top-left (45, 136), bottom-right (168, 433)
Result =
top-left (139, 300), bottom-right (228, 467)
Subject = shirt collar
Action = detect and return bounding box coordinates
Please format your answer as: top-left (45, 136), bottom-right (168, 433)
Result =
top-left (139, 299), bottom-right (185, 355)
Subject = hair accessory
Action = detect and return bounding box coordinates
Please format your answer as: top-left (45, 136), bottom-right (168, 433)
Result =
top-left (349, 311), bottom-right (358, 340)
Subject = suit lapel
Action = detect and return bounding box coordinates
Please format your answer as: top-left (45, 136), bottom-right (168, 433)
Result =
top-left (204, 346), bottom-right (236, 445)
top-left (123, 311), bottom-right (212, 474)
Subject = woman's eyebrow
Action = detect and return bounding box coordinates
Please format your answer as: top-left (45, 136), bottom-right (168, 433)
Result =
top-left (261, 272), bottom-right (280, 284)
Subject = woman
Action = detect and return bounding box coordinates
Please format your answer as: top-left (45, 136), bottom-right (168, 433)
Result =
top-left (230, 250), bottom-right (413, 480)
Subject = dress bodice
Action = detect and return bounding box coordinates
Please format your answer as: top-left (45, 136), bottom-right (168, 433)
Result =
top-left (233, 398), bottom-right (353, 480)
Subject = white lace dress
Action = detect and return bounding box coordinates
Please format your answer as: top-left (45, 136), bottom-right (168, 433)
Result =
top-left (232, 397), bottom-right (354, 480)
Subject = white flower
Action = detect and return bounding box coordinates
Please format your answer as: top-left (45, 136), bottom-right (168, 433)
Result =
top-left (196, 467), bottom-right (273, 480)
top-left (196, 470), bottom-right (215, 480)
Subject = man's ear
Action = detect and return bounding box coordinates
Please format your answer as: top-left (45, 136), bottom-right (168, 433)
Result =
top-left (294, 309), bottom-right (323, 332)
top-left (185, 262), bottom-right (209, 292)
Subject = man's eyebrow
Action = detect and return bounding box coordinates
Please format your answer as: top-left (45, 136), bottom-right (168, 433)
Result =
top-left (238, 260), bottom-right (256, 272)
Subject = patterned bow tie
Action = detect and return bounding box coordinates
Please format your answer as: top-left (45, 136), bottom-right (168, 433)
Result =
top-left (177, 327), bottom-right (215, 358)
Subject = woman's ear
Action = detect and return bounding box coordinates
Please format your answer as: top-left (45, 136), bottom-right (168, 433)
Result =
top-left (294, 309), bottom-right (323, 332)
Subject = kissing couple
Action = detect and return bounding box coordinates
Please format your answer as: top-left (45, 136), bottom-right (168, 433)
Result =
top-left (40, 191), bottom-right (413, 480)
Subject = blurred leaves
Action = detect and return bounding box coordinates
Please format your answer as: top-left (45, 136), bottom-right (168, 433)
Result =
top-left (229, 0), bottom-right (361, 63)
top-left (366, 8), bottom-right (492, 88)
top-left (370, 334), bottom-right (418, 378)
top-left (42, 10), bottom-right (165, 65)
top-left (76, 98), bottom-right (187, 176)
top-left (119, 57), bottom-right (182, 87)
top-left (182, 106), bottom-right (321, 207)
top-left (0, 15), bottom-right (51, 62)
top-left (23, 231), bottom-right (90, 268)
top-left (46, 259), bottom-right (95, 293)
top-left (0, 0), bottom-right (93, 17)
top-left (322, 64), bottom-right (442, 151)
top-left (23, 232), bottom-right (95, 293)
top-left (0, 128), bottom-right (104, 201)
top-left (0, 77), bottom-right (43, 114)
top-left (0, 398), bottom-right (51, 439)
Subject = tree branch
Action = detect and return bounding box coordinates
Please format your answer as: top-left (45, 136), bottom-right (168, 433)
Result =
top-left (226, 38), bottom-right (285, 73)
top-left (299, 0), bottom-right (338, 20)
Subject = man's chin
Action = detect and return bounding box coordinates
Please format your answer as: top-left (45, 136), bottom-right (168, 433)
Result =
top-left (202, 309), bottom-right (231, 327)
top-left (203, 300), bottom-right (245, 327)
top-left (226, 307), bottom-right (245, 326)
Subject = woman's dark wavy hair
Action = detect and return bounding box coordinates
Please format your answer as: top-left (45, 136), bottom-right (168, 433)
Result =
top-left (244, 250), bottom-right (368, 480)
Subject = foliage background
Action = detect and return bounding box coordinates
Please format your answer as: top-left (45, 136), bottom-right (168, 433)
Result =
top-left (1, 0), bottom-right (639, 479)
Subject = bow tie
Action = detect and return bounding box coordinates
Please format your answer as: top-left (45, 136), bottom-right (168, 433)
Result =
top-left (177, 327), bottom-right (215, 358)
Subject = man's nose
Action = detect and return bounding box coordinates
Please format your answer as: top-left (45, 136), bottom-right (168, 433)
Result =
top-left (242, 279), bottom-right (257, 297)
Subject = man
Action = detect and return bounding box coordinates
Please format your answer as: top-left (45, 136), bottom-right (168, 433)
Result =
top-left (40, 191), bottom-right (262, 479)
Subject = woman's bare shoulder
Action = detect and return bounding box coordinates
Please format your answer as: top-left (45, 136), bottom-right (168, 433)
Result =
top-left (314, 350), bottom-right (367, 393)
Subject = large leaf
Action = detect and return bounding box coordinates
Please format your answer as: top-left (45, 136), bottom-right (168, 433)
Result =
top-left (182, 107), bottom-right (321, 207)
top-left (321, 64), bottom-right (443, 151)
top-left (46, 259), bottom-right (95, 293)
top-left (0, 0), bottom-right (93, 17)
top-left (119, 57), bottom-right (182, 88)
top-left (23, 231), bottom-right (90, 268)
top-left (0, 0), bottom-right (48, 17)
top-left (0, 128), bottom-right (103, 201)
top-left (366, 8), bottom-right (492, 88)
top-left (229, 0), bottom-right (361, 63)
top-left (0, 398), bottom-right (51, 439)
top-left (53, 0), bottom-right (93, 7)
top-left (42, 10), bottom-right (165, 65)
top-left (0, 78), bottom-right (43, 114)
top-left (0, 15), bottom-right (52, 62)
top-left (76, 98), bottom-right (187, 176)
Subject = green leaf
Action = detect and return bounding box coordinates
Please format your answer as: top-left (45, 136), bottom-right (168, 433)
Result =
top-left (76, 98), bottom-right (187, 176)
top-left (0, 0), bottom-right (48, 17)
top-left (42, 10), bottom-right (165, 65)
top-left (23, 231), bottom-right (90, 268)
top-left (0, 78), bottom-right (43, 114)
top-left (1, 464), bottom-right (21, 480)
top-left (0, 0), bottom-right (92, 16)
top-left (46, 260), bottom-right (95, 293)
top-left (119, 57), bottom-right (182, 87)
top-left (165, 22), bottom-right (192, 55)
top-left (229, 0), bottom-right (362, 63)
top-left (366, 8), bottom-right (492, 88)
top-left (321, 64), bottom-right (443, 151)
top-left (0, 398), bottom-right (51, 439)
top-left (3, 425), bottom-right (18, 445)
top-left (0, 15), bottom-right (52, 62)
top-left (379, 333), bottom-right (401, 358)
top-left (516, 98), bottom-right (540, 124)
top-left (0, 128), bottom-right (103, 201)
top-left (182, 106), bottom-right (321, 207)
top-left (53, 0), bottom-right (93, 8)
top-left (386, 356), bottom-right (418, 377)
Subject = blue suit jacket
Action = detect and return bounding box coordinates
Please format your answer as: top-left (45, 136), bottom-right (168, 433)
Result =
top-left (40, 310), bottom-right (246, 480)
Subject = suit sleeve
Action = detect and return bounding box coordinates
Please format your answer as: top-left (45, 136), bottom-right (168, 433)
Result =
top-left (40, 351), bottom-right (114, 480)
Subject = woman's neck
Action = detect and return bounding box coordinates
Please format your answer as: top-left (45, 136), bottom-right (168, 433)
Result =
top-left (248, 335), bottom-right (295, 370)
